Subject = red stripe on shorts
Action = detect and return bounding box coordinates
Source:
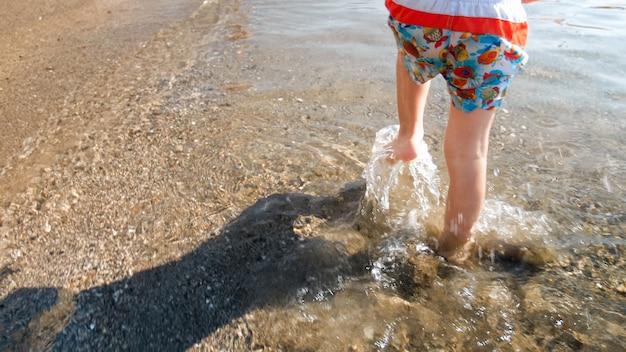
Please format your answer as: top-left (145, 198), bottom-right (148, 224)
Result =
top-left (386, 0), bottom-right (528, 46)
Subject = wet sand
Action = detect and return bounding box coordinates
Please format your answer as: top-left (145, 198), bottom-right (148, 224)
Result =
top-left (0, 0), bottom-right (210, 203)
top-left (1, 0), bottom-right (374, 349)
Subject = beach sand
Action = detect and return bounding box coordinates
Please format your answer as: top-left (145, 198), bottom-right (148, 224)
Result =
top-left (0, 0), bottom-right (208, 203)
top-left (1, 0), bottom-right (375, 349)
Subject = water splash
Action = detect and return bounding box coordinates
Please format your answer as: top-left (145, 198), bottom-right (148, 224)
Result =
top-left (475, 199), bottom-right (553, 249)
top-left (359, 125), bottom-right (554, 266)
top-left (359, 125), bottom-right (442, 236)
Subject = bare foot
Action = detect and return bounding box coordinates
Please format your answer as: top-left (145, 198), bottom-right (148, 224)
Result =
top-left (437, 234), bottom-right (476, 265)
top-left (386, 137), bottom-right (421, 163)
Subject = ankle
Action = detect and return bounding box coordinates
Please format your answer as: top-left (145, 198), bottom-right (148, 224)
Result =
top-left (437, 232), bottom-right (475, 263)
top-left (397, 127), bottom-right (424, 142)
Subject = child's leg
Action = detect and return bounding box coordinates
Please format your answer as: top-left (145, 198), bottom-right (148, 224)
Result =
top-left (438, 105), bottom-right (496, 262)
top-left (390, 53), bottom-right (430, 161)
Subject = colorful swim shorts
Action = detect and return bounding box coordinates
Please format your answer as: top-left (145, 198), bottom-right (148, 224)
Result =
top-left (388, 16), bottom-right (529, 112)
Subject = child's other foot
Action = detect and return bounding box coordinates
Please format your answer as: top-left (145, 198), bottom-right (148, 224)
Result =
top-left (386, 137), bottom-right (420, 163)
top-left (437, 235), bottom-right (476, 265)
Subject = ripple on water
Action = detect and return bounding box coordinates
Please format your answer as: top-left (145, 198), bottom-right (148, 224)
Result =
top-left (366, 110), bottom-right (394, 120)
top-left (605, 166), bottom-right (626, 193)
top-left (530, 115), bottom-right (560, 129)
top-left (340, 103), bottom-right (372, 116)
top-left (196, 150), bottom-right (246, 198)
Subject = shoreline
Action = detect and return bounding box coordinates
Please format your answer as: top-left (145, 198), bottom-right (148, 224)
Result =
top-left (0, 1), bottom-right (254, 347)
top-left (0, 0), bottom-right (207, 205)
top-left (1, 0), bottom-right (374, 348)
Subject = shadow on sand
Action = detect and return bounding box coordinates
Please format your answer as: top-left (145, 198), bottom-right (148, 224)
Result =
top-left (0, 178), bottom-right (554, 351)
top-left (1, 181), bottom-right (370, 351)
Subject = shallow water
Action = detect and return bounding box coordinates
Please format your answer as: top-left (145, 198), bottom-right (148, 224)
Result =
top-left (1, 0), bottom-right (625, 350)
top-left (231, 0), bottom-right (626, 350)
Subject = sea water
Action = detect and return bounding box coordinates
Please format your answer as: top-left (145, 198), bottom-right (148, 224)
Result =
top-left (240, 0), bottom-right (626, 349)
